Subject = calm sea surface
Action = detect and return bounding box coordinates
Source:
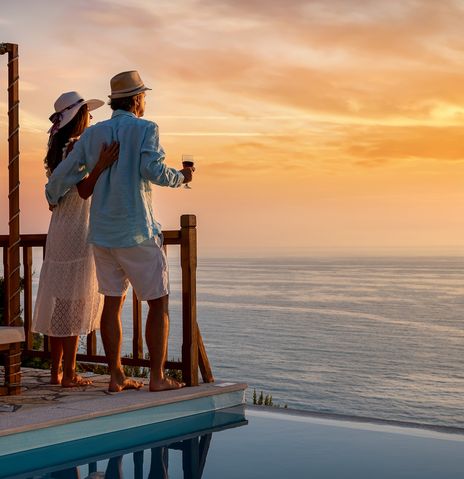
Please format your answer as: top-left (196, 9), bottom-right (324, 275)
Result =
top-left (27, 255), bottom-right (464, 429)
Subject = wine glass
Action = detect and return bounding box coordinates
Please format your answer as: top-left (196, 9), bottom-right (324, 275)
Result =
top-left (182, 154), bottom-right (194, 189)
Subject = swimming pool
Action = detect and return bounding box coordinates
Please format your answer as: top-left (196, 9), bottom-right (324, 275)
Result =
top-left (2, 406), bottom-right (464, 478)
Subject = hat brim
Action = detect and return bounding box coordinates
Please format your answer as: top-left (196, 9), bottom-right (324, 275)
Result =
top-left (108, 86), bottom-right (152, 100)
top-left (47, 98), bottom-right (105, 133)
top-left (86, 99), bottom-right (105, 111)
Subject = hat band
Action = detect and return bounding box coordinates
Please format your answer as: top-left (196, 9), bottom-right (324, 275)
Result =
top-left (111, 84), bottom-right (145, 95)
top-left (59, 98), bottom-right (84, 115)
top-left (49, 98), bottom-right (85, 123)
top-left (49, 98), bottom-right (85, 137)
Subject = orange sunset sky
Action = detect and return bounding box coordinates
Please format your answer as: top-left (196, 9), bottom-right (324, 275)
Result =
top-left (1, 0), bottom-right (464, 256)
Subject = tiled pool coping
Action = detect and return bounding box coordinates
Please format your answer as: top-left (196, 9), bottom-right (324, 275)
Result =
top-left (0, 368), bottom-right (246, 454)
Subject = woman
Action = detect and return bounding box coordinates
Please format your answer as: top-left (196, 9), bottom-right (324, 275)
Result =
top-left (32, 91), bottom-right (119, 387)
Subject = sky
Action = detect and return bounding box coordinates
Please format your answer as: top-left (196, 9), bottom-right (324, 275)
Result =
top-left (1, 0), bottom-right (464, 256)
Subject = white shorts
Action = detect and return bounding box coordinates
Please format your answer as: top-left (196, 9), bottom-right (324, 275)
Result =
top-left (92, 236), bottom-right (169, 301)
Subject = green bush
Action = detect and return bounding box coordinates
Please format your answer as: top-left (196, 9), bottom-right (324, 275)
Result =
top-left (251, 389), bottom-right (287, 408)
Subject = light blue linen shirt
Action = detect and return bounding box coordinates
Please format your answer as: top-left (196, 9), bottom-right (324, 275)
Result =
top-left (45, 110), bottom-right (184, 248)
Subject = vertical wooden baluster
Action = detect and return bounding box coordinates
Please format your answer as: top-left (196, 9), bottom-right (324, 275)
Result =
top-left (132, 289), bottom-right (143, 360)
top-left (86, 331), bottom-right (96, 356)
top-left (3, 246), bottom-right (9, 326)
top-left (43, 336), bottom-right (50, 354)
top-left (22, 246), bottom-right (33, 350)
top-left (42, 242), bottom-right (50, 354)
top-left (163, 242), bottom-right (169, 363)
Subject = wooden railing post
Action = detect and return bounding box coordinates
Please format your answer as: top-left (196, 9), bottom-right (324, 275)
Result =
top-left (2, 43), bottom-right (21, 329)
top-left (180, 214), bottom-right (198, 386)
top-left (1, 42), bottom-right (21, 395)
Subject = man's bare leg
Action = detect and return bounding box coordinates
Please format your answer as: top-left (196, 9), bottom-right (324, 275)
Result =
top-left (146, 295), bottom-right (185, 391)
top-left (101, 295), bottom-right (143, 392)
top-left (50, 337), bottom-right (63, 384)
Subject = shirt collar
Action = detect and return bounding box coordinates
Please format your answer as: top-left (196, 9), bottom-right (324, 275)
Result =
top-left (111, 109), bottom-right (137, 119)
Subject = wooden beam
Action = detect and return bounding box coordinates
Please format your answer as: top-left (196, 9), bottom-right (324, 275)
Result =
top-left (198, 328), bottom-right (214, 383)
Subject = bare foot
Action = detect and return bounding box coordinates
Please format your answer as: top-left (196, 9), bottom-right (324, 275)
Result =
top-left (108, 377), bottom-right (144, 393)
top-left (50, 369), bottom-right (62, 385)
top-left (61, 375), bottom-right (93, 388)
top-left (149, 376), bottom-right (186, 392)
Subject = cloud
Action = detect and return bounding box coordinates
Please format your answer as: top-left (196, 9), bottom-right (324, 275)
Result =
top-left (163, 131), bottom-right (288, 137)
top-left (13, 0), bottom-right (457, 137)
top-left (4, 0), bottom-right (464, 175)
top-left (60, 0), bottom-right (163, 30)
top-left (340, 124), bottom-right (464, 165)
top-left (69, 0), bottom-right (464, 130)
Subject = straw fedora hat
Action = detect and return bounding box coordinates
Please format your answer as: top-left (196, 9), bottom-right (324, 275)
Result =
top-left (48, 91), bottom-right (104, 134)
top-left (108, 70), bottom-right (152, 99)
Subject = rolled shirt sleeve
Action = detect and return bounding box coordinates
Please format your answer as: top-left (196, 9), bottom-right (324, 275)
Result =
top-left (45, 137), bottom-right (89, 205)
top-left (139, 122), bottom-right (184, 188)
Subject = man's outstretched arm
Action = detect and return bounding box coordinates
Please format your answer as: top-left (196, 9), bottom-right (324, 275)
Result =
top-left (139, 122), bottom-right (185, 187)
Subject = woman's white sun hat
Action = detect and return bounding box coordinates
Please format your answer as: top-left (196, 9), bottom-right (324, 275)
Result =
top-left (48, 91), bottom-right (104, 134)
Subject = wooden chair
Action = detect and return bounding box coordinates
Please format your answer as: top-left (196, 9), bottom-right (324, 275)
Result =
top-left (0, 326), bottom-right (24, 395)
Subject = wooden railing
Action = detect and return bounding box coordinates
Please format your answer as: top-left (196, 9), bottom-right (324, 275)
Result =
top-left (0, 214), bottom-right (213, 386)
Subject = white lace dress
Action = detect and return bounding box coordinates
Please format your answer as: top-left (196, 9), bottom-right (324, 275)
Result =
top-left (32, 143), bottom-right (103, 337)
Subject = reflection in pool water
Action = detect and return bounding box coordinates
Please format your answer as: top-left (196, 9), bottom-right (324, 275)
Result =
top-left (3, 406), bottom-right (464, 478)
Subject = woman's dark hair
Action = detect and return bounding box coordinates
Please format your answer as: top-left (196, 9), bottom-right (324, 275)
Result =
top-left (109, 95), bottom-right (137, 112)
top-left (45, 105), bottom-right (89, 173)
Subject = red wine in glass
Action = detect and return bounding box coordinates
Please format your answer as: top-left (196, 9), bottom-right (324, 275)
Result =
top-left (182, 154), bottom-right (194, 189)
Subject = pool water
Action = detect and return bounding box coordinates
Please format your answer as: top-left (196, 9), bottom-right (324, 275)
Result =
top-left (2, 406), bottom-right (464, 478)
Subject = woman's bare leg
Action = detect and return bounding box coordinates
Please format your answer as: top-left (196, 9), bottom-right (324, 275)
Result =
top-left (50, 337), bottom-right (63, 384)
top-left (61, 335), bottom-right (92, 387)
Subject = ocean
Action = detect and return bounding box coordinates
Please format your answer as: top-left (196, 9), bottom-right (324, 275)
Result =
top-left (27, 254), bottom-right (464, 429)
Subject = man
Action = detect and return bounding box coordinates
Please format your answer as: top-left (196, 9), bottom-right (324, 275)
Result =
top-left (46, 71), bottom-right (193, 392)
